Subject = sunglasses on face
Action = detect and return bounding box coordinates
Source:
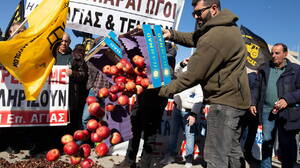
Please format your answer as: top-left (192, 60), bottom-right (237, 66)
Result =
top-left (192, 6), bottom-right (211, 17)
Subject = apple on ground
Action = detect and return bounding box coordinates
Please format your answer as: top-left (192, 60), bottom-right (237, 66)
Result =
top-left (136, 85), bottom-right (144, 95)
top-left (70, 155), bottom-right (81, 165)
top-left (110, 132), bottom-right (122, 145)
top-left (96, 126), bottom-right (110, 140)
top-left (61, 134), bottom-right (74, 145)
top-left (63, 141), bottom-right (79, 155)
top-left (110, 65), bottom-right (119, 75)
top-left (105, 103), bottom-right (115, 112)
top-left (82, 130), bottom-right (90, 140)
top-left (79, 144), bottom-right (91, 158)
top-left (90, 132), bottom-right (103, 143)
top-left (46, 149), bottom-right (60, 161)
top-left (88, 102), bottom-right (101, 116)
top-left (118, 95), bottom-right (129, 106)
top-left (86, 119), bottom-right (99, 131)
top-left (141, 78), bottom-right (150, 88)
top-left (114, 76), bottom-right (127, 84)
top-left (102, 65), bottom-right (111, 75)
top-left (125, 81), bottom-right (136, 92)
top-left (109, 93), bottom-right (118, 102)
top-left (116, 82), bottom-right (125, 91)
top-left (86, 96), bottom-right (97, 105)
top-left (110, 85), bottom-right (119, 94)
top-left (95, 142), bottom-right (109, 157)
top-left (98, 88), bottom-right (109, 98)
top-left (80, 158), bottom-right (94, 168)
top-left (73, 130), bottom-right (86, 141)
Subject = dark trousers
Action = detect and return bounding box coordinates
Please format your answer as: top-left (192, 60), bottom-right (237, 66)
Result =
top-left (241, 111), bottom-right (259, 158)
top-left (204, 104), bottom-right (246, 168)
top-left (277, 119), bottom-right (298, 168)
top-left (125, 89), bottom-right (168, 164)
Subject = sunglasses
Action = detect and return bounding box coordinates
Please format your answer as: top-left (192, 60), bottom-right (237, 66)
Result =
top-left (192, 6), bottom-right (211, 17)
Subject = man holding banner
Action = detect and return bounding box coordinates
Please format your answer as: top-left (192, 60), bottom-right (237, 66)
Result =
top-left (159, 0), bottom-right (251, 167)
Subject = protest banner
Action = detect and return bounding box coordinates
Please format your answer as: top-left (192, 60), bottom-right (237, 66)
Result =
top-left (0, 66), bottom-right (69, 127)
top-left (25, 0), bottom-right (185, 36)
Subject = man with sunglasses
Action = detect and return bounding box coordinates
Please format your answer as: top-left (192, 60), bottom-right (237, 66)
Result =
top-left (159, 0), bottom-right (251, 167)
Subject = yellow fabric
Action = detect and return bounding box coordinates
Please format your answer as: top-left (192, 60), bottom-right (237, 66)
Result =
top-left (0, 0), bottom-right (69, 100)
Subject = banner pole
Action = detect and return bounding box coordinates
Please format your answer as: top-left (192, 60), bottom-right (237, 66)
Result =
top-left (8, 18), bottom-right (28, 40)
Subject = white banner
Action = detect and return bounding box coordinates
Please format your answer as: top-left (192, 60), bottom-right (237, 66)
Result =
top-left (25, 0), bottom-right (185, 35)
top-left (0, 66), bottom-right (69, 127)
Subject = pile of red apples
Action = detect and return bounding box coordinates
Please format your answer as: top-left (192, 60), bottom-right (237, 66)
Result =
top-left (99, 55), bottom-right (150, 112)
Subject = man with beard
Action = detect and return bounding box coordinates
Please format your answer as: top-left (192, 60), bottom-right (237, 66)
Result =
top-left (159, 0), bottom-right (251, 167)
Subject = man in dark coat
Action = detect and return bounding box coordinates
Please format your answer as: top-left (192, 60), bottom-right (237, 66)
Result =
top-left (250, 43), bottom-right (300, 168)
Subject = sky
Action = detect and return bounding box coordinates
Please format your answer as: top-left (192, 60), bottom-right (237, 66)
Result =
top-left (1, 0), bottom-right (300, 62)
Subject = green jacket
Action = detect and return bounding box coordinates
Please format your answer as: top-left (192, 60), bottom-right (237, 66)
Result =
top-left (159, 9), bottom-right (251, 109)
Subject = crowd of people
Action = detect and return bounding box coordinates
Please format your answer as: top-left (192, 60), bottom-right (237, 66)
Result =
top-left (0, 0), bottom-right (300, 168)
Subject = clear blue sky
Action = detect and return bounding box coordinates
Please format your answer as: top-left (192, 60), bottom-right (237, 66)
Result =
top-left (1, 0), bottom-right (300, 62)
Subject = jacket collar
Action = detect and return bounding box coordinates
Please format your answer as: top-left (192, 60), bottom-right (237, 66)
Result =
top-left (195, 9), bottom-right (238, 34)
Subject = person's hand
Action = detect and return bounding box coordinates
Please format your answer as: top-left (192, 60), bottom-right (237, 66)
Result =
top-left (249, 106), bottom-right (257, 116)
top-left (187, 115), bottom-right (196, 126)
top-left (66, 68), bottom-right (72, 76)
top-left (273, 99), bottom-right (288, 114)
top-left (162, 28), bottom-right (171, 40)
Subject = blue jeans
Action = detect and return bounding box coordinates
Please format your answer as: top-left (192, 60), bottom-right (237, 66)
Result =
top-left (168, 107), bottom-right (195, 162)
top-left (261, 111), bottom-right (298, 168)
top-left (81, 88), bottom-right (105, 129)
top-left (261, 112), bottom-right (276, 168)
top-left (204, 104), bottom-right (245, 168)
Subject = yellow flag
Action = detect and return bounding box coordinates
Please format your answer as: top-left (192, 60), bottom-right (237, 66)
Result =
top-left (0, 0), bottom-right (69, 100)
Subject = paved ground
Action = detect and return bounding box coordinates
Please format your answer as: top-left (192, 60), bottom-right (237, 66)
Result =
top-left (0, 149), bottom-right (284, 168)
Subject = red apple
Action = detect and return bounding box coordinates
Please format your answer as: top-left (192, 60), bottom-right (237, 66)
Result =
top-left (120, 58), bottom-right (129, 65)
top-left (95, 142), bottom-right (109, 157)
top-left (141, 78), bottom-right (150, 88)
top-left (86, 119), bottom-right (99, 131)
top-left (79, 144), bottom-right (91, 158)
top-left (70, 155), bottom-right (81, 165)
top-left (80, 158), bottom-right (94, 168)
top-left (118, 95), bottom-right (129, 106)
top-left (110, 65), bottom-right (119, 75)
top-left (46, 149), bottom-right (60, 161)
top-left (90, 132), bottom-right (103, 143)
top-left (116, 82), bottom-right (125, 91)
top-left (73, 130), bottom-right (86, 141)
top-left (136, 85), bottom-right (144, 94)
top-left (134, 67), bottom-right (143, 76)
top-left (132, 55), bottom-right (141, 63)
top-left (116, 62), bottom-right (124, 71)
top-left (63, 141), bottom-right (79, 155)
top-left (86, 96), bottom-right (97, 105)
top-left (125, 81), bottom-right (136, 92)
top-left (82, 130), bottom-right (90, 140)
top-left (88, 102), bottom-right (102, 116)
top-left (61, 134), bottom-right (74, 145)
top-left (135, 76), bottom-right (143, 85)
top-left (114, 76), bottom-right (127, 84)
top-left (135, 56), bottom-right (145, 68)
top-left (110, 132), bottom-right (122, 145)
top-left (98, 88), bottom-right (109, 98)
top-left (106, 103), bottom-right (115, 112)
top-left (122, 62), bottom-right (133, 73)
top-left (110, 85), bottom-right (119, 94)
top-left (109, 93), bottom-right (118, 102)
top-left (96, 126), bottom-right (110, 140)
top-left (102, 65), bottom-right (111, 75)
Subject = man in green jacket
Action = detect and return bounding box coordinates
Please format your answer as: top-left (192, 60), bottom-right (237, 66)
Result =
top-left (160, 0), bottom-right (251, 167)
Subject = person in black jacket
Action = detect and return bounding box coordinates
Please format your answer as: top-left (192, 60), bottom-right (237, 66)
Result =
top-left (68, 44), bottom-right (89, 132)
top-left (250, 43), bottom-right (300, 168)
